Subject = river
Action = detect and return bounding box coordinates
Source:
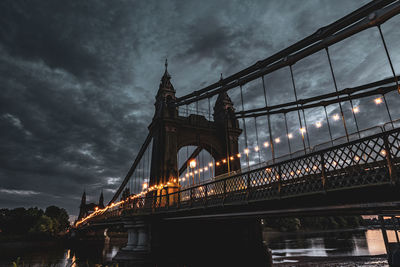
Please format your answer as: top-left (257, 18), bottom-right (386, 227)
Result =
top-left (0, 229), bottom-right (396, 266)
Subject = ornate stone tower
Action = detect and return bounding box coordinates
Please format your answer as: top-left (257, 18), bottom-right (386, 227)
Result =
top-left (148, 61), bottom-right (242, 188)
top-left (148, 59), bottom-right (179, 187)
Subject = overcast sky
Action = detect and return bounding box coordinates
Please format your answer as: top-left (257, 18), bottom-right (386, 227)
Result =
top-left (1, 0), bottom-right (399, 219)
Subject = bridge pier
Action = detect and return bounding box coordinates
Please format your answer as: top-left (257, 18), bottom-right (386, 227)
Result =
top-left (114, 218), bottom-right (151, 266)
top-left (114, 217), bottom-right (272, 267)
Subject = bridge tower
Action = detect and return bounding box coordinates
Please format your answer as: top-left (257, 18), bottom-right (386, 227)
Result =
top-left (148, 60), bottom-right (242, 187)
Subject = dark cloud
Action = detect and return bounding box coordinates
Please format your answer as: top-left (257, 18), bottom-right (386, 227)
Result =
top-left (0, 0), bottom-right (399, 219)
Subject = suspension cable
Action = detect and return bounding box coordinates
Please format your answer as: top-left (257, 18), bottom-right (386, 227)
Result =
top-left (324, 106), bottom-right (334, 146)
top-left (301, 104), bottom-right (311, 149)
top-left (240, 84), bottom-right (250, 168)
top-left (289, 65), bottom-right (307, 153)
top-left (254, 117), bottom-right (261, 163)
top-left (348, 93), bottom-right (361, 138)
top-left (378, 25), bottom-right (399, 93)
top-left (284, 113), bottom-right (292, 155)
top-left (325, 47), bottom-right (349, 141)
top-left (261, 76), bottom-right (275, 162)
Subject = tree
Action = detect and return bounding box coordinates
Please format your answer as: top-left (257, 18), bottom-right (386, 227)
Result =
top-left (45, 206), bottom-right (70, 233)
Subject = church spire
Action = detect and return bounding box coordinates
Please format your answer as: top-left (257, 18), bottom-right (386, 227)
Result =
top-left (98, 189), bottom-right (104, 209)
top-left (80, 190), bottom-right (86, 207)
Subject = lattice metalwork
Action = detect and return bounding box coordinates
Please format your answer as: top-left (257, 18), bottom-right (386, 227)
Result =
top-left (81, 128), bottom-right (400, 226)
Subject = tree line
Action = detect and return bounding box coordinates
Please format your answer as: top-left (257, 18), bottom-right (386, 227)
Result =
top-left (0, 206), bottom-right (69, 239)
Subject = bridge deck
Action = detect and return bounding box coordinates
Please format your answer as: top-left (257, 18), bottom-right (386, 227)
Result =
top-left (80, 127), bottom-right (400, 226)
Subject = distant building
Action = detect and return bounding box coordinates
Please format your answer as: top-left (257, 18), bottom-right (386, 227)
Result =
top-left (77, 190), bottom-right (104, 221)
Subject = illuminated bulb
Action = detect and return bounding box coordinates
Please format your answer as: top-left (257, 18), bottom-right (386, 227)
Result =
top-left (204, 166), bottom-right (208, 171)
top-left (263, 142), bottom-right (269, 147)
top-left (189, 172), bottom-right (193, 176)
top-left (237, 153), bottom-right (241, 158)
top-left (254, 146), bottom-right (259, 152)
top-left (194, 170), bottom-right (198, 174)
top-left (290, 171), bottom-right (295, 176)
top-left (209, 162), bottom-right (213, 167)
top-left (352, 106), bottom-right (360, 113)
top-left (305, 168), bottom-right (310, 172)
top-left (199, 168), bottom-right (203, 172)
top-left (300, 127), bottom-right (306, 134)
top-left (142, 183), bottom-right (148, 189)
top-left (315, 121), bottom-right (322, 128)
top-left (189, 159), bottom-right (197, 168)
top-left (222, 159), bottom-right (226, 163)
top-left (354, 156), bottom-right (360, 161)
top-left (173, 179), bottom-right (177, 183)
top-left (381, 150), bottom-right (387, 156)
top-left (244, 148), bottom-right (250, 155)
top-left (287, 133), bottom-right (293, 139)
top-left (230, 156), bottom-right (234, 160)
top-left (266, 168), bottom-right (271, 173)
top-left (313, 166), bottom-right (318, 170)
top-left (333, 114), bottom-right (340, 121)
top-left (275, 138), bottom-right (280, 143)
top-left (185, 173), bottom-right (189, 178)
top-left (216, 162), bottom-right (220, 166)
top-left (374, 97), bottom-right (383, 105)
top-left (296, 170), bottom-right (301, 174)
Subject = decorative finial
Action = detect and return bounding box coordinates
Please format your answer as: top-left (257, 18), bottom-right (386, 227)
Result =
top-left (165, 58), bottom-right (168, 72)
top-left (220, 73), bottom-right (223, 81)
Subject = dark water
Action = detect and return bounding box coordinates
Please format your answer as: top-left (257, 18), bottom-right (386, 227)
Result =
top-left (0, 229), bottom-right (395, 266)
top-left (264, 229), bottom-right (396, 265)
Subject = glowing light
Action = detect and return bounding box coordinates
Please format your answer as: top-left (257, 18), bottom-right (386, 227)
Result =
top-left (333, 114), bottom-right (340, 121)
top-left (236, 153), bottom-right (241, 158)
top-left (305, 168), bottom-right (310, 172)
top-left (204, 167), bottom-right (208, 171)
top-left (290, 171), bottom-right (295, 176)
top-left (381, 149), bottom-right (387, 156)
top-left (216, 162), bottom-right (220, 166)
top-left (266, 168), bottom-right (271, 173)
top-left (275, 138), bottom-right (280, 143)
top-left (230, 156), bottom-right (234, 160)
top-left (189, 172), bottom-right (193, 176)
top-left (244, 148), bottom-right (250, 155)
top-left (199, 168), bottom-right (203, 172)
top-left (374, 97), bottom-right (383, 105)
top-left (300, 128), bottom-right (306, 134)
top-left (189, 159), bottom-right (197, 168)
top-left (352, 106), bottom-right (360, 113)
top-left (194, 170), bottom-right (198, 174)
top-left (222, 159), bottom-right (226, 163)
top-left (263, 142), bottom-right (269, 147)
top-left (185, 173), bottom-right (189, 178)
top-left (254, 146), bottom-right (259, 152)
top-left (95, 207), bottom-right (99, 211)
top-left (313, 166), bottom-right (318, 171)
top-left (182, 178), bottom-right (186, 182)
top-left (209, 162), bottom-right (213, 167)
top-left (296, 170), bottom-right (301, 174)
top-left (142, 183), bottom-right (148, 189)
top-left (315, 121), bottom-right (322, 128)
top-left (173, 179), bottom-right (177, 183)
top-left (287, 133), bottom-right (293, 139)
top-left (354, 156), bottom-right (360, 161)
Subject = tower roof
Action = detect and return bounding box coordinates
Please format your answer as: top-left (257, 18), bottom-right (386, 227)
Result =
top-left (156, 58), bottom-right (175, 99)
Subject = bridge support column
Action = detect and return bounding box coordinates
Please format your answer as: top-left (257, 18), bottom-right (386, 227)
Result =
top-left (114, 219), bottom-right (151, 266)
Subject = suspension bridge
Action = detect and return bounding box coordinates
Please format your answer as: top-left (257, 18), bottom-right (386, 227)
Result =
top-left (73, 1), bottom-right (400, 266)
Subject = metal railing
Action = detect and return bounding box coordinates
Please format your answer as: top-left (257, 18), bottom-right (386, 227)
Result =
top-left (84, 127), bottom-right (400, 225)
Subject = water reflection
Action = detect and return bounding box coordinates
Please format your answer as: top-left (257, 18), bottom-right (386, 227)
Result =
top-left (266, 229), bottom-right (394, 264)
top-left (0, 230), bottom-right (395, 266)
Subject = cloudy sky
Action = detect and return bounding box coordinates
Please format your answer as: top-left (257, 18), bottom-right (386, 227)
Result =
top-left (1, 0), bottom-right (399, 219)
